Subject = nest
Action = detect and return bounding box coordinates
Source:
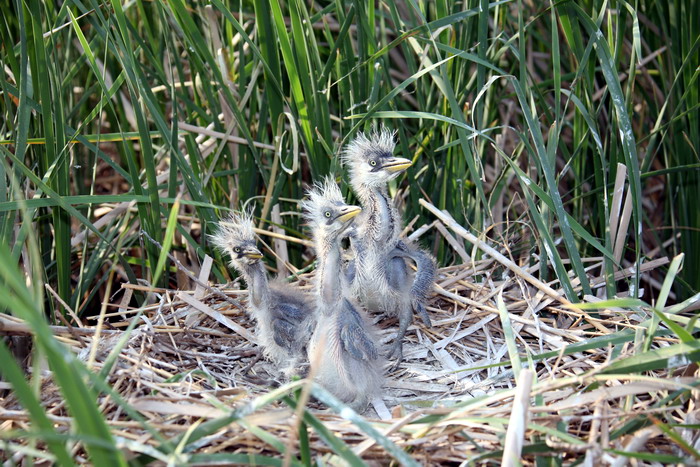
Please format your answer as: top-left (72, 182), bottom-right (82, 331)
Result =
top-left (1, 204), bottom-right (698, 465)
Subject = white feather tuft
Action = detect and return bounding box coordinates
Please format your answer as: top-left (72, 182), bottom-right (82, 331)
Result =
top-left (209, 208), bottom-right (256, 255)
top-left (301, 176), bottom-right (344, 226)
top-left (341, 126), bottom-right (396, 168)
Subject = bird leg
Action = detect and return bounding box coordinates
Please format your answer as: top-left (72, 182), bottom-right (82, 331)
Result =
top-left (241, 352), bottom-right (287, 387)
top-left (386, 307), bottom-right (411, 368)
top-left (280, 357), bottom-right (307, 380)
top-left (392, 241), bottom-right (436, 327)
top-left (413, 300), bottom-right (432, 327)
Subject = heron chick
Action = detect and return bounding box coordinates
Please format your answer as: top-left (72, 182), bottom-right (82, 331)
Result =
top-left (342, 128), bottom-right (437, 364)
top-left (210, 211), bottom-right (315, 378)
top-left (303, 177), bottom-right (383, 410)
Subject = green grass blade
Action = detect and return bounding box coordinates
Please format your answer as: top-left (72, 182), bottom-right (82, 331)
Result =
top-left (570, 4), bottom-right (644, 295)
top-left (0, 341), bottom-right (74, 466)
top-left (282, 395), bottom-right (367, 467)
top-left (0, 245), bottom-right (125, 465)
top-left (152, 197), bottom-right (180, 285)
top-left (311, 385), bottom-right (421, 467)
top-left (497, 292), bottom-right (522, 380)
top-left (601, 341), bottom-right (700, 374)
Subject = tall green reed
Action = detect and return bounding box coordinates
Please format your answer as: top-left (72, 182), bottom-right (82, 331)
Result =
top-left (0, 0), bottom-right (696, 329)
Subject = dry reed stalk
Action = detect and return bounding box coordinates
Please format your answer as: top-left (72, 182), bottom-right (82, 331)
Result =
top-left (0, 214), bottom-right (689, 465)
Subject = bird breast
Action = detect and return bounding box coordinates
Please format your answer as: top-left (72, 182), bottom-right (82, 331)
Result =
top-left (308, 310), bottom-right (382, 409)
top-left (349, 247), bottom-right (411, 312)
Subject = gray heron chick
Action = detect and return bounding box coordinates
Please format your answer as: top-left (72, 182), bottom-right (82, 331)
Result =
top-left (303, 177), bottom-right (383, 410)
top-left (210, 211), bottom-right (315, 378)
top-left (342, 128), bottom-right (437, 364)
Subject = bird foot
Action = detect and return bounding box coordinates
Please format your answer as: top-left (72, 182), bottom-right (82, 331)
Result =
top-left (413, 301), bottom-right (432, 327)
top-left (386, 341), bottom-right (404, 371)
top-left (281, 362), bottom-right (308, 381)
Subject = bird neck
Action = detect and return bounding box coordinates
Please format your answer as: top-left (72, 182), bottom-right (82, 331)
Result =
top-left (241, 262), bottom-right (270, 308)
top-left (316, 238), bottom-right (343, 312)
top-left (356, 184), bottom-right (399, 244)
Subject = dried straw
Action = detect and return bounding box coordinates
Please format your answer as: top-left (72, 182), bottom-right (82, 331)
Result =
top-left (0, 200), bottom-right (695, 465)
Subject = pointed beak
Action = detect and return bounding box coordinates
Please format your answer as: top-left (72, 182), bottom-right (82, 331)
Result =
top-left (242, 247), bottom-right (263, 260)
top-left (337, 205), bottom-right (362, 223)
top-left (383, 157), bottom-right (413, 173)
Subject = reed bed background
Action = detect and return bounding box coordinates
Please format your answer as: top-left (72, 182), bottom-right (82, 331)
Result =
top-left (0, 0), bottom-right (699, 464)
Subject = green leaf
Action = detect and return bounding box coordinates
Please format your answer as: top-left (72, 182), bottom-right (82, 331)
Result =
top-left (0, 341), bottom-right (74, 466)
top-left (497, 292), bottom-right (522, 380)
top-left (152, 197), bottom-right (180, 285)
top-left (311, 385), bottom-right (420, 467)
top-left (601, 341), bottom-right (700, 374)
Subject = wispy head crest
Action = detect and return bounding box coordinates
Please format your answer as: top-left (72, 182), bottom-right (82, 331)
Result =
top-left (301, 176), bottom-right (344, 226)
top-left (341, 125), bottom-right (396, 167)
top-left (209, 208), bottom-right (256, 254)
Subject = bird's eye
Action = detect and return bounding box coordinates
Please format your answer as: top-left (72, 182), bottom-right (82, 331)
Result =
top-left (233, 247), bottom-right (241, 253)
top-left (324, 211), bottom-right (331, 218)
top-left (369, 159), bottom-right (377, 167)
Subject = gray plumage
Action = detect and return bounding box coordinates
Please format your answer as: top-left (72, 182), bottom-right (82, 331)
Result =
top-left (392, 239), bottom-right (435, 327)
top-left (302, 177), bottom-right (384, 410)
top-left (342, 128), bottom-right (437, 364)
top-left (210, 211), bottom-right (315, 377)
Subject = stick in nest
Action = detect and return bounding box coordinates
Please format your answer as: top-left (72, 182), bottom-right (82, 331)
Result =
top-left (140, 230), bottom-right (243, 309)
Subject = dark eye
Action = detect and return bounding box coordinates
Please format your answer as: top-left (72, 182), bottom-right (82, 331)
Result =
top-left (324, 211), bottom-right (331, 218)
top-left (233, 247), bottom-right (241, 253)
top-left (369, 159), bottom-right (377, 167)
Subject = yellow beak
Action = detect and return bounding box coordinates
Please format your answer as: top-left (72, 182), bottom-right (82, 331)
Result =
top-left (383, 157), bottom-right (413, 173)
top-left (243, 248), bottom-right (263, 260)
top-left (338, 206), bottom-right (362, 222)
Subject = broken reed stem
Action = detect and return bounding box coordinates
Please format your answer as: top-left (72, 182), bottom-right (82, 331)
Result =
top-left (502, 369), bottom-right (534, 467)
top-left (253, 227), bottom-right (313, 247)
top-left (419, 199), bottom-right (571, 306)
top-left (0, 314), bottom-right (119, 336)
top-left (178, 121), bottom-right (276, 151)
top-left (177, 291), bottom-right (255, 342)
top-left (141, 230), bottom-right (242, 309)
top-left (88, 260), bottom-right (118, 369)
top-left (45, 283), bottom-right (84, 327)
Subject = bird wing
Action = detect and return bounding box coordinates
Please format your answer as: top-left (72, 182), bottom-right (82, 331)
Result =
top-left (338, 299), bottom-right (378, 361)
top-left (391, 240), bottom-right (436, 299)
top-left (274, 301), bottom-right (308, 323)
top-left (269, 284), bottom-right (312, 323)
top-left (271, 316), bottom-right (301, 351)
top-left (270, 301), bottom-right (312, 351)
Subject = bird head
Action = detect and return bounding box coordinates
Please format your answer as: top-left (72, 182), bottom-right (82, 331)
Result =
top-left (302, 176), bottom-right (361, 243)
top-left (342, 127), bottom-right (412, 190)
top-left (210, 210), bottom-right (264, 269)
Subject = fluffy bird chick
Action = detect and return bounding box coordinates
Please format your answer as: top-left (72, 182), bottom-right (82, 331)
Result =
top-left (342, 128), bottom-right (437, 364)
top-left (302, 177), bottom-right (383, 410)
top-left (210, 211), bottom-right (315, 378)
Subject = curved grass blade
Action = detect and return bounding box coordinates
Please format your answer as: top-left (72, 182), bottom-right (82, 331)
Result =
top-left (0, 341), bottom-right (74, 466)
top-left (0, 245), bottom-right (125, 466)
top-left (311, 385), bottom-right (421, 467)
top-left (601, 341), bottom-right (700, 374)
top-left (497, 292), bottom-right (522, 380)
top-left (570, 4), bottom-right (644, 295)
top-left (282, 395), bottom-right (366, 467)
top-left (152, 196), bottom-right (180, 286)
